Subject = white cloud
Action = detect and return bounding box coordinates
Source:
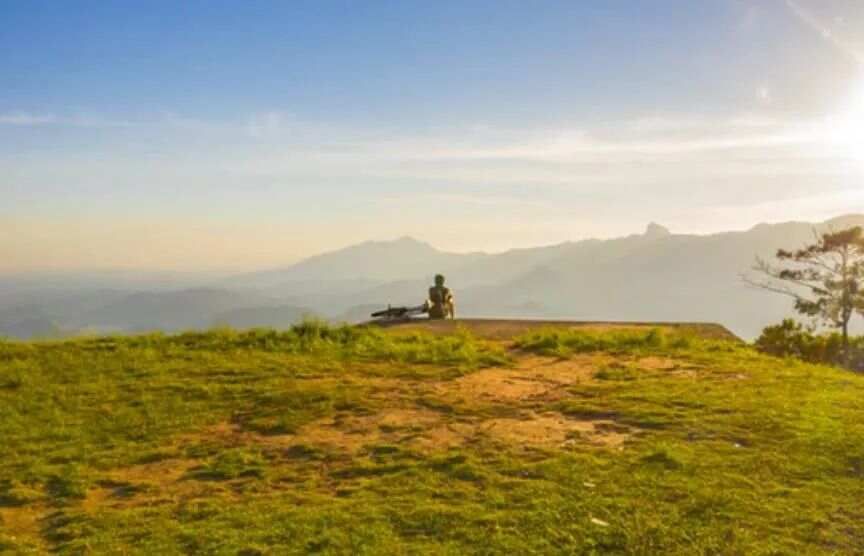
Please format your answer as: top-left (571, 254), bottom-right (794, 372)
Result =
top-left (4, 107), bottom-right (863, 270)
top-left (0, 111), bottom-right (217, 130)
top-left (0, 112), bottom-right (57, 126)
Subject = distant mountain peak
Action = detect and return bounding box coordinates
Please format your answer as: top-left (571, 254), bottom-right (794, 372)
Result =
top-left (393, 236), bottom-right (432, 247)
top-left (358, 236), bottom-right (434, 250)
top-left (644, 222), bottom-right (671, 239)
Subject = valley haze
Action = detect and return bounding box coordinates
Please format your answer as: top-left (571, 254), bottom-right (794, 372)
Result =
top-left (4, 214), bottom-right (863, 341)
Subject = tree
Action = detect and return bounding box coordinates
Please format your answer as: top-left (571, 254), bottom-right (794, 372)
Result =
top-left (746, 226), bottom-right (864, 360)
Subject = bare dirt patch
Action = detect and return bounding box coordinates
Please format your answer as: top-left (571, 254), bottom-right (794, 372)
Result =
top-left (435, 354), bottom-right (602, 404)
top-left (514, 355), bottom-right (605, 386)
top-left (636, 356), bottom-right (679, 371)
top-left (101, 458), bottom-right (197, 491)
top-left (75, 351), bottom-right (637, 516)
top-left (0, 505), bottom-right (47, 547)
top-left (293, 408), bottom-right (445, 454)
top-left (408, 422), bottom-right (478, 451)
top-left (483, 412), bottom-right (629, 448)
top-left (82, 457), bottom-right (205, 514)
top-left (440, 369), bottom-right (551, 403)
top-left (290, 408), bottom-right (631, 455)
top-left (204, 421), bottom-right (296, 449)
top-left (633, 356), bottom-right (714, 379)
top-left (187, 353), bottom-right (628, 456)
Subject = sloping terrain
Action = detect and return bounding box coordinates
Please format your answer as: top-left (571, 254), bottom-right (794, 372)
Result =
top-left (1, 323), bottom-right (863, 554)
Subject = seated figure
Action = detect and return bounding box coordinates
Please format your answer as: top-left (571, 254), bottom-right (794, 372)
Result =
top-left (427, 274), bottom-right (455, 319)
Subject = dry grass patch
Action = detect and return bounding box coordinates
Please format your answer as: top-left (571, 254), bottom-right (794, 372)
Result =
top-left (0, 504), bottom-right (47, 549)
top-left (483, 412), bottom-right (630, 448)
top-left (435, 354), bottom-right (603, 405)
top-left (635, 356), bottom-right (679, 370)
top-left (64, 350), bottom-right (639, 520)
top-left (291, 408), bottom-right (445, 455)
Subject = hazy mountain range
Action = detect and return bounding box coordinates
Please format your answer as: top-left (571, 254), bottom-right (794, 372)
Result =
top-left (3, 214), bottom-right (864, 340)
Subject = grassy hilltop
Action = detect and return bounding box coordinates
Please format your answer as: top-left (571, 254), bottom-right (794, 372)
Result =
top-left (1, 322), bottom-right (863, 554)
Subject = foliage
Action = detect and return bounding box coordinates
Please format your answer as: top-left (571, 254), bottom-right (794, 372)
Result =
top-left (755, 319), bottom-right (864, 371)
top-left (748, 226), bottom-right (864, 350)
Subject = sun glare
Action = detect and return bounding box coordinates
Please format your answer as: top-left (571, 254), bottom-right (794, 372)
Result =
top-left (828, 79), bottom-right (864, 161)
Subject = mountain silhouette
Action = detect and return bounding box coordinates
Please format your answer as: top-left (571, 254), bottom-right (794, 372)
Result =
top-left (232, 214), bottom-right (864, 338)
top-left (4, 215), bottom-right (864, 339)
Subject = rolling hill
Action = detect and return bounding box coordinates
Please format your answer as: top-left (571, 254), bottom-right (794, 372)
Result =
top-left (73, 288), bottom-right (278, 332)
top-left (1, 322), bottom-right (861, 553)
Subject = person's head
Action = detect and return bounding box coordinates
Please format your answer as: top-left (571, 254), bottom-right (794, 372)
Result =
top-left (434, 274), bottom-right (445, 286)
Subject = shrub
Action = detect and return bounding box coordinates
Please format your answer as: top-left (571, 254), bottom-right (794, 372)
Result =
top-left (755, 319), bottom-right (864, 371)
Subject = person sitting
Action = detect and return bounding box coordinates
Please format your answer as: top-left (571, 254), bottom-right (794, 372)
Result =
top-left (427, 274), bottom-right (455, 319)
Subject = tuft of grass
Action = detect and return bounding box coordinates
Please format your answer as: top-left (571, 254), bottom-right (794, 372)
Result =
top-left (285, 444), bottom-right (327, 460)
top-left (638, 446), bottom-right (686, 471)
top-left (514, 326), bottom-right (707, 357)
top-left (186, 449), bottom-right (267, 481)
top-left (0, 479), bottom-right (43, 507)
top-left (46, 466), bottom-right (89, 502)
top-left (72, 319), bottom-right (513, 369)
top-left (594, 363), bottom-right (638, 381)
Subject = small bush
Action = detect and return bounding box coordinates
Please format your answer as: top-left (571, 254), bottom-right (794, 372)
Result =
top-left (755, 319), bottom-right (864, 371)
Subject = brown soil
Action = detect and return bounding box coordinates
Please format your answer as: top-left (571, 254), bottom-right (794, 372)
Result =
top-left (0, 505), bottom-right (46, 547)
top-left (290, 409), bottom-right (630, 454)
top-left (70, 352), bottom-right (643, 518)
top-left (634, 356), bottom-right (717, 379)
top-left (636, 356), bottom-right (679, 370)
top-left (292, 408), bottom-right (445, 454)
top-left (81, 457), bottom-right (205, 515)
top-left (110, 458), bottom-right (200, 485)
top-left (482, 412), bottom-right (628, 448)
top-left (441, 369), bottom-right (551, 402)
top-left (284, 355), bottom-right (632, 454)
top-left (435, 355), bottom-right (601, 404)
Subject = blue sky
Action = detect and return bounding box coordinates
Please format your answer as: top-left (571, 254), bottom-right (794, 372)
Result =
top-left (3, 0), bottom-right (864, 271)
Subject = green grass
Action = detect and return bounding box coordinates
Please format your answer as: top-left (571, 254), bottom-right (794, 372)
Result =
top-left (514, 326), bottom-right (695, 357)
top-left (1, 322), bottom-right (863, 554)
